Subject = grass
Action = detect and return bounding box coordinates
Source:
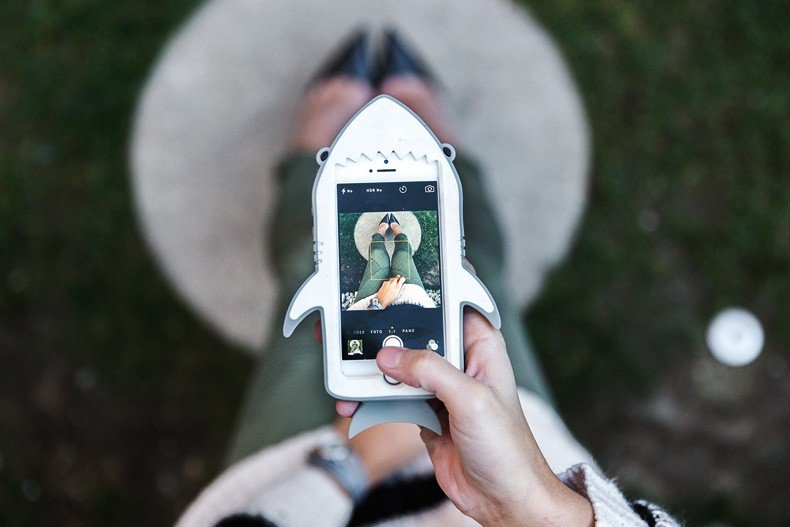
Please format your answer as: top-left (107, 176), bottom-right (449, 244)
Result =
top-left (0, 0), bottom-right (787, 525)
top-left (524, 2), bottom-right (789, 524)
top-left (0, 1), bottom-right (250, 524)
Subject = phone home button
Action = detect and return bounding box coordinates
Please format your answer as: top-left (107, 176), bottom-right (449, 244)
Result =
top-left (383, 374), bottom-right (401, 386)
top-left (382, 335), bottom-right (403, 348)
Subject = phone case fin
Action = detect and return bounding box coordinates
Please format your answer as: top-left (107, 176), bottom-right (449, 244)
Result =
top-left (348, 399), bottom-right (441, 438)
top-left (459, 265), bottom-right (501, 329)
top-left (283, 271), bottom-right (324, 337)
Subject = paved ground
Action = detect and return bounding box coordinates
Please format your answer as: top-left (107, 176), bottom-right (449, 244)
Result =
top-left (0, 1), bottom-right (787, 525)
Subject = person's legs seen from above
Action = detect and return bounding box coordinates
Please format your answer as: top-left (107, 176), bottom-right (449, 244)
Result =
top-left (226, 31), bottom-right (551, 464)
top-left (355, 218), bottom-right (393, 300)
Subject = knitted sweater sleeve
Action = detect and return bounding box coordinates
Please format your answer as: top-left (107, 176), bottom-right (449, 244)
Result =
top-left (559, 463), bottom-right (680, 527)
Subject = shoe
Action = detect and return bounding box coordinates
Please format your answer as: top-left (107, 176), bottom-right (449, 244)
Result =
top-left (375, 29), bottom-right (435, 85)
top-left (312, 30), bottom-right (375, 85)
top-left (389, 213), bottom-right (400, 226)
top-left (379, 214), bottom-right (391, 226)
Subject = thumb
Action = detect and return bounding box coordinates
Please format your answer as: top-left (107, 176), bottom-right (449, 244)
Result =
top-left (377, 347), bottom-right (479, 419)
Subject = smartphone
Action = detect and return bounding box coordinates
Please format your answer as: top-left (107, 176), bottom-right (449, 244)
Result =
top-left (336, 164), bottom-right (445, 377)
top-left (284, 95), bottom-right (499, 402)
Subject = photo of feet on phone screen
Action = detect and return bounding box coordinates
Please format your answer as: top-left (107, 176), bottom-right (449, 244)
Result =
top-left (337, 182), bottom-right (444, 361)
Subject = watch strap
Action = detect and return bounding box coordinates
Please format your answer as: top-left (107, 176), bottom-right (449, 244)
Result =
top-left (368, 297), bottom-right (384, 309)
top-left (307, 443), bottom-right (370, 503)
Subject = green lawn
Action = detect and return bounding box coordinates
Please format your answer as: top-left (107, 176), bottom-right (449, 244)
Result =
top-left (524, 3), bottom-right (788, 524)
top-left (0, 1), bottom-right (787, 525)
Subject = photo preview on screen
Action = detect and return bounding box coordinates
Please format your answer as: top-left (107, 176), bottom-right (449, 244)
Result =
top-left (337, 182), bottom-right (444, 361)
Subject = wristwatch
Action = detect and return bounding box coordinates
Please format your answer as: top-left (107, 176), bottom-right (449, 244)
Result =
top-left (368, 297), bottom-right (384, 310)
top-left (307, 434), bottom-right (371, 503)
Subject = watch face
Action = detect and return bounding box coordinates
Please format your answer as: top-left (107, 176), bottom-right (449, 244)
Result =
top-left (320, 442), bottom-right (351, 462)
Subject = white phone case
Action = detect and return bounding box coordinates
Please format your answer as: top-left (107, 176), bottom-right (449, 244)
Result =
top-left (283, 96), bottom-right (500, 435)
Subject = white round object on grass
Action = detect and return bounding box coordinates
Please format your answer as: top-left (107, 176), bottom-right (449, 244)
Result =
top-left (706, 308), bottom-right (764, 366)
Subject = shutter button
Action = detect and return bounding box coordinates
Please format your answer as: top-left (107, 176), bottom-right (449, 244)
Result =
top-left (382, 336), bottom-right (404, 385)
top-left (382, 335), bottom-right (403, 348)
top-left (383, 374), bottom-right (401, 385)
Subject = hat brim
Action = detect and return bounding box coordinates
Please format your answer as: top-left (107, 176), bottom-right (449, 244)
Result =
top-left (130, 0), bottom-right (589, 353)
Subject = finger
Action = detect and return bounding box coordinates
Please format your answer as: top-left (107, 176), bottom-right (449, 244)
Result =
top-left (334, 417), bottom-right (351, 436)
top-left (336, 400), bottom-right (359, 418)
top-left (461, 309), bottom-right (519, 402)
top-left (419, 425), bottom-right (441, 447)
top-left (313, 320), bottom-right (322, 343)
top-left (431, 403), bottom-right (450, 437)
top-left (397, 276), bottom-right (406, 287)
top-left (376, 347), bottom-right (479, 419)
top-left (420, 408), bottom-right (453, 460)
top-left (462, 308), bottom-right (502, 358)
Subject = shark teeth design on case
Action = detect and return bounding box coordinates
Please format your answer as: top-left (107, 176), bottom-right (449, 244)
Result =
top-left (335, 151), bottom-right (432, 167)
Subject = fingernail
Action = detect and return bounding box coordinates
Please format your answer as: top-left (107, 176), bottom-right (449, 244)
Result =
top-left (378, 347), bottom-right (402, 368)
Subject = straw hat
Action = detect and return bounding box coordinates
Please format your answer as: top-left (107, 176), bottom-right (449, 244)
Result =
top-left (130, 0), bottom-right (590, 354)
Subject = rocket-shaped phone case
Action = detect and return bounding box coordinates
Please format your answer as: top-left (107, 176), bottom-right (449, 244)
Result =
top-left (283, 96), bottom-right (500, 437)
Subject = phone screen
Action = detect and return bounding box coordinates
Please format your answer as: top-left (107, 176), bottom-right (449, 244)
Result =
top-left (337, 181), bottom-right (444, 361)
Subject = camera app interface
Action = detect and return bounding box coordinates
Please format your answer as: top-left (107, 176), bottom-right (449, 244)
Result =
top-left (337, 182), bottom-right (444, 361)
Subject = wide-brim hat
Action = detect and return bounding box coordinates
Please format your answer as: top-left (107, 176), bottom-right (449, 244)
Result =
top-left (130, 0), bottom-right (590, 355)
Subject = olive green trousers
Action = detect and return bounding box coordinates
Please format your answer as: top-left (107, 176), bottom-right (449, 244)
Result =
top-left (356, 231), bottom-right (423, 299)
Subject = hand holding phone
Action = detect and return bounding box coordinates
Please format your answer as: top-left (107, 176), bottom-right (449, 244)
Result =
top-left (336, 310), bottom-right (595, 527)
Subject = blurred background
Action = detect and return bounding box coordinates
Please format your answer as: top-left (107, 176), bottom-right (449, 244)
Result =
top-left (1, 1), bottom-right (788, 525)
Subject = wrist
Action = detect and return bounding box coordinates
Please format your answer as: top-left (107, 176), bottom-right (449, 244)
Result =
top-left (307, 434), bottom-right (371, 504)
top-left (483, 475), bottom-right (593, 527)
top-left (373, 293), bottom-right (391, 309)
top-left (348, 438), bottom-right (390, 486)
top-left (551, 483), bottom-right (594, 527)
top-left (345, 422), bottom-right (425, 486)
top-left (507, 479), bottom-right (594, 527)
